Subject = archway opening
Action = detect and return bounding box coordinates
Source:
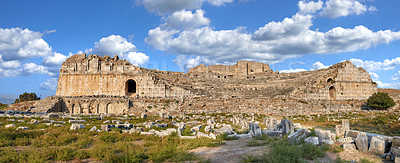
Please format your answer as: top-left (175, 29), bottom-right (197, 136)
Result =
top-left (71, 104), bottom-right (74, 114)
top-left (327, 78), bottom-right (334, 84)
top-left (125, 79), bottom-right (137, 95)
top-left (329, 86), bottom-right (336, 100)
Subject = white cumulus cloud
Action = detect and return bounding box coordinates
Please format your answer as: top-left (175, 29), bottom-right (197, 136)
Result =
top-left (40, 78), bottom-right (58, 90)
top-left (320, 0), bottom-right (374, 18)
top-left (20, 63), bottom-right (55, 76)
top-left (368, 72), bottom-right (400, 89)
top-left (391, 71), bottom-right (400, 81)
top-left (146, 7), bottom-right (400, 70)
top-left (298, 0), bottom-right (323, 15)
top-left (350, 57), bottom-right (400, 72)
top-left (136, 0), bottom-right (234, 15)
top-left (161, 9), bottom-right (210, 30)
top-left (280, 68), bottom-right (307, 73)
top-left (0, 27), bottom-right (68, 78)
top-left (310, 61), bottom-right (329, 70)
top-left (86, 35), bottom-right (149, 66)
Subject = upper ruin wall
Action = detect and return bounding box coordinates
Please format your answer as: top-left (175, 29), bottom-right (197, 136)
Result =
top-left (187, 61), bottom-right (273, 78)
top-left (60, 53), bottom-right (139, 75)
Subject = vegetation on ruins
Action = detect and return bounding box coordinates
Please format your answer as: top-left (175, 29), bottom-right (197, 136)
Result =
top-left (0, 103), bottom-right (7, 110)
top-left (290, 111), bottom-right (400, 136)
top-left (13, 92), bottom-right (40, 104)
top-left (366, 92), bottom-right (395, 109)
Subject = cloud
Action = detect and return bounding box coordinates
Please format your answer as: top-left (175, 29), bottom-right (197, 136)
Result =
top-left (40, 78), bottom-right (58, 90)
top-left (20, 63), bottom-right (55, 76)
top-left (310, 61), bottom-right (329, 70)
top-left (126, 52), bottom-right (149, 66)
top-left (0, 27), bottom-right (69, 78)
top-left (161, 9), bottom-right (210, 30)
top-left (173, 55), bottom-right (215, 71)
top-left (136, 0), bottom-right (234, 15)
top-left (280, 68), bottom-right (307, 73)
top-left (369, 72), bottom-right (400, 89)
top-left (146, 7), bottom-right (400, 70)
top-left (43, 52), bottom-right (68, 67)
top-left (0, 28), bottom-right (50, 61)
top-left (320, 0), bottom-right (374, 18)
top-left (392, 71), bottom-right (400, 81)
top-left (253, 14), bottom-right (313, 41)
top-left (205, 0), bottom-right (234, 6)
top-left (86, 35), bottom-right (149, 66)
top-left (298, 0), bottom-right (323, 15)
top-left (349, 57), bottom-right (400, 72)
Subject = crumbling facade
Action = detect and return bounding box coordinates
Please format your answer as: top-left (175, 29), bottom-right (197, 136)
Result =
top-left (43, 53), bottom-right (377, 115)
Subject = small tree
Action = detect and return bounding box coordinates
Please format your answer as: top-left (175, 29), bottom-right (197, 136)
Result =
top-left (366, 92), bottom-right (395, 110)
top-left (13, 92), bottom-right (40, 104)
top-left (0, 103), bottom-right (7, 110)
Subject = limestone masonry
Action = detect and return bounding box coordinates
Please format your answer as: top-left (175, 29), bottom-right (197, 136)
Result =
top-left (33, 53), bottom-right (377, 115)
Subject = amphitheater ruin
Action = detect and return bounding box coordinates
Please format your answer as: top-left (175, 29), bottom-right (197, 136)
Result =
top-left (33, 53), bottom-right (378, 115)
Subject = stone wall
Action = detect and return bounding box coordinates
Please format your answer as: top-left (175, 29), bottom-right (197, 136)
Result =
top-left (56, 54), bottom-right (191, 98)
top-left (188, 61), bottom-right (273, 79)
top-left (47, 53), bottom-right (379, 114)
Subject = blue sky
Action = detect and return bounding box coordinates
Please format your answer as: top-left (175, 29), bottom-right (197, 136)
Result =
top-left (1, 0), bottom-right (400, 103)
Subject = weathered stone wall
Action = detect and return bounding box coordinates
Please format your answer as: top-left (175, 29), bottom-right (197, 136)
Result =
top-left (188, 61), bottom-right (272, 79)
top-left (48, 53), bottom-right (379, 115)
top-left (56, 54), bottom-right (191, 98)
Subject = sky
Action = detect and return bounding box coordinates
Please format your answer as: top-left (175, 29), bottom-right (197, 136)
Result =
top-left (1, 0), bottom-right (400, 103)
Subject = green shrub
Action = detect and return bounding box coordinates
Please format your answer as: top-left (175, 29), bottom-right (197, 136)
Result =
top-left (267, 141), bottom-right (303, 163)
top-left (56, 133), bottom-right (78, 146)
top-left (219, 133), bottom-right (239, 141)
top-left (89, 142), bottom-right (114, 161)
top-left (366, 92), bottom-right (395, 109)
top-left (246, 139), bottom-right (267, 147)
top-left (56, 147), bottom-right (77, 161)
top-left (300, 143), bottom-right (325, 160)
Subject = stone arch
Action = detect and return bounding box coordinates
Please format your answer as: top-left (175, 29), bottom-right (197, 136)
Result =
top-left (329, 86), bottom-right (336, 100)
top-left (327, 78), bottom-right (334, 84)
top-left (106, 103), bottom-right (110, 114)
top-left (125, 79), bottom-right (137, 96)
top-left (71, 104), bottom-right (75, 114)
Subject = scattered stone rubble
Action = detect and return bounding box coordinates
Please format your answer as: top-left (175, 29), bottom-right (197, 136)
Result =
top-left (1, 111), bottom-right (399, 162)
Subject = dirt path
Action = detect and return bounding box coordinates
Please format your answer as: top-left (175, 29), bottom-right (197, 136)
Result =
top-left (190, 138), bottom-right (268, 163)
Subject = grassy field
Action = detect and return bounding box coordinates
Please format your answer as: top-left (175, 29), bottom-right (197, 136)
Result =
top-left (0, 116), bottom-right (228, 162)
top-left (289, 111), bottom-right (400, 136)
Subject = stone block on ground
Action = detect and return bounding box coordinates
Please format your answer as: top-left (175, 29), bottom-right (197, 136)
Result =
top-left (355, 132), bottom-right (368, 152)
top-left (288, 129), bottom-right (306, 143)
top-left (262, 130), bottom-right (283, 137)
top-left (305, 137), bottom-right (319, 145)
top-left (249, 123), bottom-right (262, 137)
top-left (70, 124), bottom-right (85, 130)
top-left (280, 119), bottom-right (294, 135)
top-left (369, 136), bottom-right (386, 155)
top-left (343, 143), bottom-right (357, 151)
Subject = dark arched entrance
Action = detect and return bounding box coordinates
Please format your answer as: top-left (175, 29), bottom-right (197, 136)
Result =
top-left (329, 86), bottom-right (336, 100)
top-left (125, 79), bottom-right (137, 96)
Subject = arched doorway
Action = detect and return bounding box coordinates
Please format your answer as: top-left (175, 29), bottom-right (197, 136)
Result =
top-left (106, 103), bottom-right (110, 114)
top-left (71, 104), bottom-right (75, 114)
top-left (329, 86), bottom-right (336, 100)
top-left (125, 79), bottom-right (137, 96)
top-left (327, 78), bottom-right (334, 84)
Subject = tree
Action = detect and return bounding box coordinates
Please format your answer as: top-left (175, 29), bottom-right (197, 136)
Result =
top-left (366, 92), bottom-right (395, 110)
top-left (0, 103), bottom-right (7, 110)
top-left (13, 92), bottom-right (40, 104)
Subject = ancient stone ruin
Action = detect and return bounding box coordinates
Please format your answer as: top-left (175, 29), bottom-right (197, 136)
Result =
top-left (31, 53), bottom-right (377, 114)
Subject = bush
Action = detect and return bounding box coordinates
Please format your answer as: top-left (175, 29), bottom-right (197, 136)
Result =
top-left (366, 92), bottom-right (395, 109)
top-left (56, 147), bottom-right (77, 161)
top-left (13, 92), bottom-right (40, 104)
